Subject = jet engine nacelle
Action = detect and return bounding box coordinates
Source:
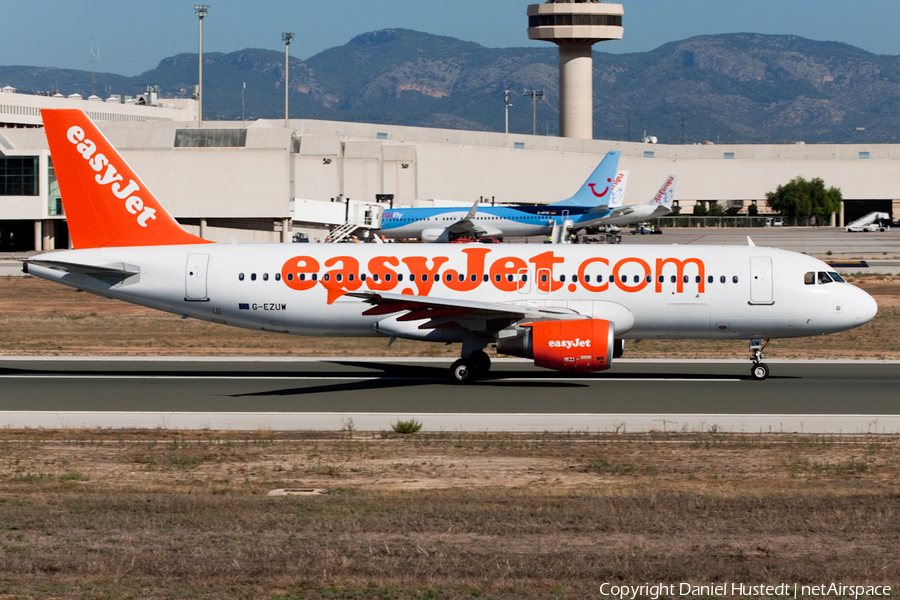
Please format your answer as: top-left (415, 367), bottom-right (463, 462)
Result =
top-left (421, 228), bottom-right (451, 243)
top-left (496, 319), bottom-right (614, 372)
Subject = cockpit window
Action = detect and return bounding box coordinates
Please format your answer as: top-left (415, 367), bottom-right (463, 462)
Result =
top-left (817, 271), bottom-right (833, 284)
top-left (804, 272), bottom-right (815, 285)
top-left (829, 271), bottom-right (845, 283)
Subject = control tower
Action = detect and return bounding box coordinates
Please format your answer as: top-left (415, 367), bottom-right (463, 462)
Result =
top-left (527, 1), bottom-right (624, 139)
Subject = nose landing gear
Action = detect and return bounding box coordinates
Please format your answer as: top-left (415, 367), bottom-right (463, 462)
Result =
top-left (749, 338), bottom-right (770, 380)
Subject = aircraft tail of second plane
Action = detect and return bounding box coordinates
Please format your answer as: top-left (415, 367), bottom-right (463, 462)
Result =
top-left (550, 150), bottom-right (621, 208)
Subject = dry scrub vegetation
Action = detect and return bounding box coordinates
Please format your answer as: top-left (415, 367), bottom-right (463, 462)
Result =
top-left (0, 430), bottom-right (899, 599)
top-left (1, 274), bottom-right (899, 359)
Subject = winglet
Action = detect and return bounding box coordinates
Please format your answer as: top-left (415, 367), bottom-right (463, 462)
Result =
top-left (551, 151), bottom-right (621, 208)
top-left (747, 236), bottom-right (755, 247)
top-left (465, 199), bottom-right (479, 220)
top-left (41, 109), bottom-right (210, 249)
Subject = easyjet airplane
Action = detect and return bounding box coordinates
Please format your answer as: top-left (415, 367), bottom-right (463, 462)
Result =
top-left (26, 110), bottom-right (877, 382)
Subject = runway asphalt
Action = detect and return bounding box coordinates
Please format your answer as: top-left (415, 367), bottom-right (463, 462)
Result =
top-left (1, 357), bottom-right (898, 433)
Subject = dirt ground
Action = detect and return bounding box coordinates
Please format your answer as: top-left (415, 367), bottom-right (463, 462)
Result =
top-left (1, 274), bottom-right (899, 360)
top-left (0, 430), bottom-right (898, 599)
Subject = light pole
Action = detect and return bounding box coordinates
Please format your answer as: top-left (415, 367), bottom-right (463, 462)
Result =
top-left (523, 89), bottom-right (544, 135)
top-left (194, 5), bottom-right (208, 126)
top-left (503, 90), bottom-right (512, 134)
top-left (282, 32), bottom-right (294, 128)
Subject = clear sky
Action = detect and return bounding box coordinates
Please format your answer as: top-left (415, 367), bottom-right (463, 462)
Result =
top-left (2, 0), bottom-right (899, 77)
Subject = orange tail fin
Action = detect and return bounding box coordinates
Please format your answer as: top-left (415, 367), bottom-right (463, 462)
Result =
top-left (41, 109), bottom-right (210, 248)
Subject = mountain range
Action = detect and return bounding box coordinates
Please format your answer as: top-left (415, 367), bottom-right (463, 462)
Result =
top-left (3, 29), bottom-right (900, 144)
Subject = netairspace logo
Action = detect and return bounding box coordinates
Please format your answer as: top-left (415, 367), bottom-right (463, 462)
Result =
top-left (597, 582), bottom-right (892, 599)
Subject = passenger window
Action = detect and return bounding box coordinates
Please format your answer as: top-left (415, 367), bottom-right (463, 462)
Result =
top-left (385, 274), bottom-right (391, 282)
top-left (349, 274), bottom-right (355, 282)
top-left (671, 275), bottom-right (676, 283)
top-left (250, 273), bottom-right (257, 281)
top-left (634, 275), bottom-right (640, 283)
top-left (287, 273), bottom-right (293, 282)
top-left (507, 274), bottom-right (514, 282)
top-left (621, 274), bottom-right (627, 283)
top-left (683, 275), bottom-right (689, 283)
top-left (658, 275), bottom-right (664, 283)
top-left (470, 274), bottom-right (477, 282)
top-left (733, 276), bottom-right (739, 284)
top-left (459, 274), bottom-right (465, 282)
top-left (720, 276), bottom-right (726, 284)
top-left (275, 273), bottom-right (281, 282)
top-left (360, 273), bottom-right (367, 281)
top-left (445, 273), bottom-right (452, 282)
top-left (323, 274), bottom-right (330, 282)
top-left (263, 273), bottom-right (269, 281)
top-left (541, 274), bottom-right (548, 283)
top-left (522, 274), bottom-right (528, 282)
top-left (804, 272), bottom-right (815, 285)
top-left (483, 274), bottom-right (489, 282)
top-left (708, 275), bottom-right (713, 284)
top-left (312, 273), bottom-right (317, 281)
top-left (397, 274), bottom-right (404, 282)
top-left (584, 275), bottom-right (591, 283)
top-left (696, 276), bottom-right (701, 283)
top-left (817, 271), bottom-right (832, 284)
top-left (298, 273), bottom-right (305, 281)
top-left (572, 275), bottom-right (578, 283)
top-left (372, 273), bottom-right (379, 281)
top-left (560, 275), bottom-right (566, 283)
top-left (495, 274), bottom-right (501, 282)
top-left (238, 273), bottom-right (245, 281)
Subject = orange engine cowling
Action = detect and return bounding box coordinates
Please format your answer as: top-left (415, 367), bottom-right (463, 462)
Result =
top-left (530, 319), bottom-right (614, 372)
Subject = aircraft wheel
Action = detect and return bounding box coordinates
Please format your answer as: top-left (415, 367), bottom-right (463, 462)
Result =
top-left (470, 350), bottom-right (492, 374)
top-left (751, 363), bottom-right (769, 381)
top-left (450, 358), bottom-right (476, 384)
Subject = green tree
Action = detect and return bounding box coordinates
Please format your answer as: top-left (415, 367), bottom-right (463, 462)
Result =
top-left (765, 177), bottom-right (842, 224)
top-left (692, 201), bottom-right (708, 216)
top-left (748, 202), bottom-right (759, 216)
top-left (707, 201), bottom-right (725, 217)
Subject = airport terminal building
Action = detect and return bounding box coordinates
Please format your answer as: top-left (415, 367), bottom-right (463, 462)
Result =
top-left (2, 89), bottom-right (899, 250)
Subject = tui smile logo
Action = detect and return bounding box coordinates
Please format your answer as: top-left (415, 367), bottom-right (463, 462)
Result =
top-left (588, 178), bottom-right (612, 198)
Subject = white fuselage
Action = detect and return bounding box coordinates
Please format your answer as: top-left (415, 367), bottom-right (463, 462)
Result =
top-left (28, 243), bottom-right (877, 344)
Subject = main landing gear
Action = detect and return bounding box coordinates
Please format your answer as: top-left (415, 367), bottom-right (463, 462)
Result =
top-left (450, 349), bottom-right (491, 384)
top-left (749, 338), bottom-right (770, 380)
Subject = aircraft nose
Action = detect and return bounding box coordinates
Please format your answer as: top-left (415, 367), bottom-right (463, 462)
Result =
top-left (853, 287), bottom-right (878, 326)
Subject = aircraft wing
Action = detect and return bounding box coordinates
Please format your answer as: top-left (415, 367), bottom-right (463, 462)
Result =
top-left (603, 206), bottom-right (638, 219)
top-left (346, 291), bottom-right (585, 334)
top-left (442, 200), bottom-right (504, 237)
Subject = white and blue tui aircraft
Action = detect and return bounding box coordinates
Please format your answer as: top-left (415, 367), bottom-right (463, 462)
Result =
top-left (377, 151), bottom-right (623, 242)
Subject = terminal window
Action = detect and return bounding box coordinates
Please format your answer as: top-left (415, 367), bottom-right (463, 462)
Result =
top-left (174, 129), bottom-right (247, 148)
top-left (0, 156), bottom-right (38, 196)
